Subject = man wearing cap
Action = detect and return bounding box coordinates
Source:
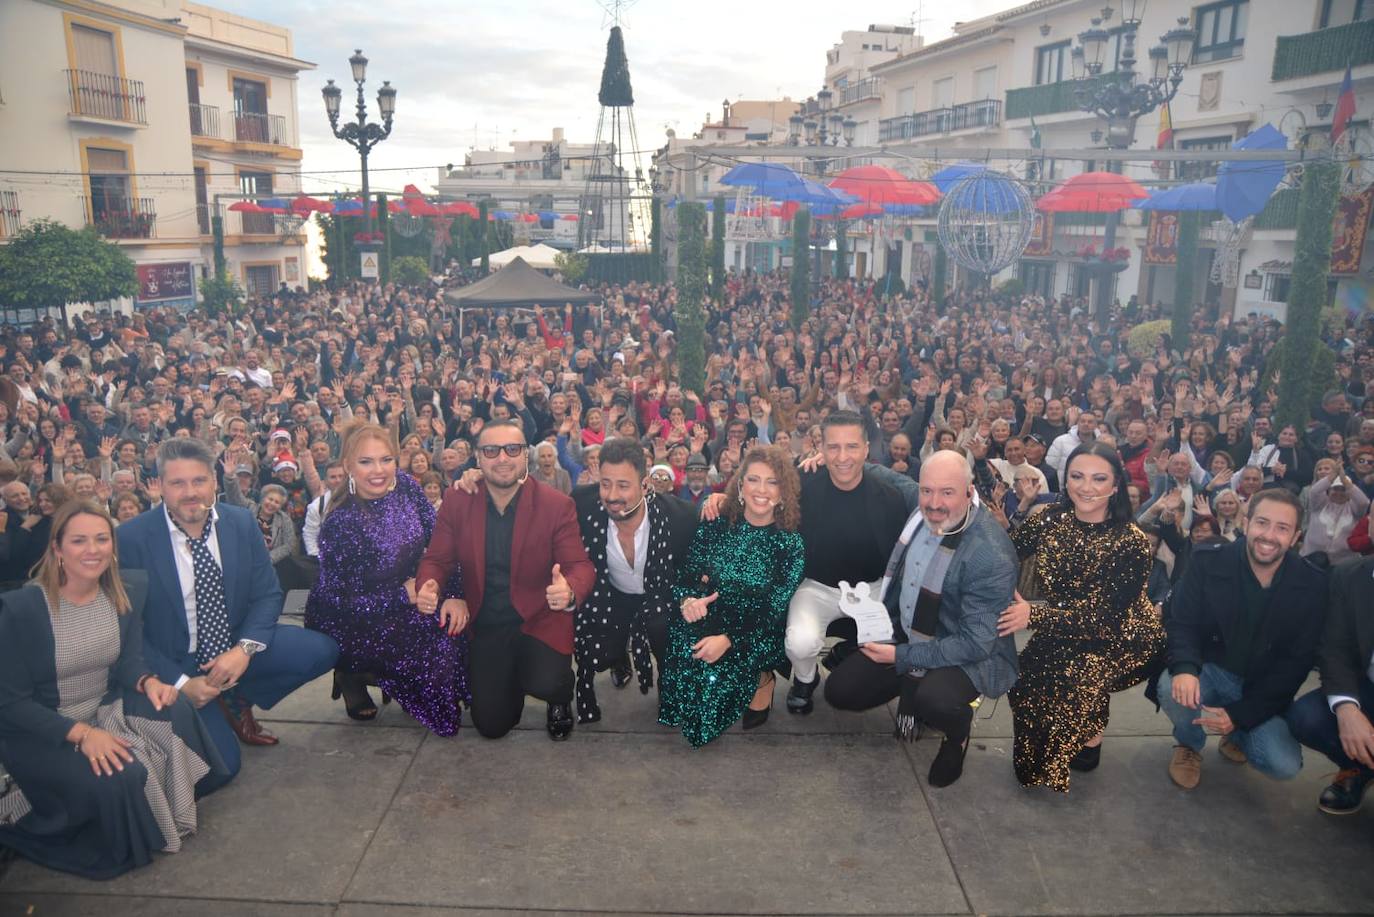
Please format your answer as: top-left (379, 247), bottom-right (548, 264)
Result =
top-left (678, 453), bottom-right (713, 506)
top-left (1023, 434), bottom-right (1060, 493)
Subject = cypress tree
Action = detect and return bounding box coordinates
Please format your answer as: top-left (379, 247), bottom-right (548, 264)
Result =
top-left (675, 202), bottom-right (707, 391)
top-left (1171, 211), bottom-right (1200, 348)
top-left (790, 208), bottom-right (811, 330)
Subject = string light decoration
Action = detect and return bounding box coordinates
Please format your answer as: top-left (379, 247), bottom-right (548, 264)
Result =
top-left (935, 169), bottom-right (1035, 275)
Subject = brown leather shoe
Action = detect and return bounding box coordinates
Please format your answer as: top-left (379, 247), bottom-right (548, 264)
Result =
top-left (1218, 736), bottom-right (1247, 764)
top-left (218, 698), bottom-right (279, 746)
top-left (1169, 745), bottom-right (1202, 789)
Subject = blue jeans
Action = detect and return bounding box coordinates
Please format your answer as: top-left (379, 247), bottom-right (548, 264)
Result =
top-left (1287, 678), bottom-right (1374, 772)
top-left (1156, 663), bottom-right (1303, 780)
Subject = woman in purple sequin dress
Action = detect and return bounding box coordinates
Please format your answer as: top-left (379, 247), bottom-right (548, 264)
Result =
top-left (305, 423), bottom-right (467, 735)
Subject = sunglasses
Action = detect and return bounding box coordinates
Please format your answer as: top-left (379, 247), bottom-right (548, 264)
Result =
top-left (477, 443), bottom-right (526, 458)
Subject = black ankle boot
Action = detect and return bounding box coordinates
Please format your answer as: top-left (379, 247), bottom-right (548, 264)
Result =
top-left (1069, 743), bottom-right (1102, 772)
top-left (786, 673), bottom-right (819, 715)
top-left (546, 703), bottom-right (574, 741)
top-left (928, 736), bottom-right (969, 788)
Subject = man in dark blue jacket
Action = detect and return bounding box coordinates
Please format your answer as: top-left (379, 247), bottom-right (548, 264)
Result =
top-left (117, 438), bottom-right (337, 795)
top-left (1153, 488), bottom-right (1327, 790)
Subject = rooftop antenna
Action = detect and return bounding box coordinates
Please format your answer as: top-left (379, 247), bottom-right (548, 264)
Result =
top-left (909, 0), bottom-right (928, 38)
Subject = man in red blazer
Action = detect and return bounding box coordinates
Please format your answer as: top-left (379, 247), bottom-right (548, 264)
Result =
top-left (416, 420), bottom-right (594, 740)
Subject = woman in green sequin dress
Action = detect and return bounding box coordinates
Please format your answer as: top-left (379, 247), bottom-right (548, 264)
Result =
top-left (659, 447), bottom-right (805, 747)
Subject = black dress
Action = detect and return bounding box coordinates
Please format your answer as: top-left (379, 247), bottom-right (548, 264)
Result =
top-left (0, 573), bottom-right (226, 878)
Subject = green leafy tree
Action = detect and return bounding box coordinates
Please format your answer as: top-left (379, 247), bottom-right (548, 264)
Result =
top-left (0, 219), bottom-right (136, 326)
top-left (1276, 160), bottom-right (1342, 429)
top-left (675, 202), bottom-right (707, 391)
top-left (555, 251), bottom-right (589, 284)
top-left (711, 195), bottom-right (726, 302)
top-left (650, 197), bottom-right (663, 260)
top-left (1171, 211), bottom-right (1200, 347)
top-left (391, 255), bottom-right (431, 287)
top-left (931, 245), bottom-right (947, 307)
top-left (199, 273), bottom-right (245, 316)
top-left (790, 207), bottom-right (811, 330)
top-left (376, 193), bottom-right (392, 284)
top-left (478, 200), bottom-right (491, 275)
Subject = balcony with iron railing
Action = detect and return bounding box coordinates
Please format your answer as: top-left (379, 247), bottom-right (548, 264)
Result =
top-left (1004, 71), bottom-right (1130, 121)
top-left (878, 99), bottom-right (1002, 141)
top-left (0, 190), bottom-right (21, 237)
top-left (81, 196), bottom-right (156, 239)
top-left (838, 78), bottom-right (881, 106)
top-left (232, 211), bottom-right (304, 237)
top-left (1272, 19), bottom-right (1374, 80)
top-left (65, 69), bottom-right (147, 124)
top-left (234, 111), bottom-right (289, 146)
top-left (189, 103), bottom-right (220, 139)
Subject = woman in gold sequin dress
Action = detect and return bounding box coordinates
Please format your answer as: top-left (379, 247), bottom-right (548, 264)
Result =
top-left (998, 441), bottom-right (1165, 792)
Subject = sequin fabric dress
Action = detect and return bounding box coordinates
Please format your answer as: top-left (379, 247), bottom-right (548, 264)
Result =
top-left (305, 472), bottom-right (468, 735)
top-left (658, 518), bottom-right (804, 747)
top-left (1008, 508), bottom-right (1165, 791)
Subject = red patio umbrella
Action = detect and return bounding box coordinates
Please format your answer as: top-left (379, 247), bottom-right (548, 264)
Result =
top-left (519, 213), bottom-right (540, 222)
top-left (1036, 171), bottom-right (1149, 212)
top-left (227, 201), bottom-right (269, 213)
top-left (439, 201), bottom-right (479, 217)
top-left (828, 165), bottom-right (940, 207)
top-left (290, 194), bottom-right (332, 214)
top-left (400, 184), bottom-right (441, 216)
top-left (559, 213), bottom-right (580, 221)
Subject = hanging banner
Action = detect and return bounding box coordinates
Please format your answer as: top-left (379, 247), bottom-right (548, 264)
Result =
top-left (1143, 212), bottom-right (1179, 265)
top-left (136, 262), bottom-right (195, 302)
top-left (1330, 185), bottom-right (1374, 275)
top-left (1023, 212), bottom-right (1053, 257)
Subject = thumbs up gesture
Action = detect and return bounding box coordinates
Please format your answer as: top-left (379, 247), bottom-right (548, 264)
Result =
top-left (415, 579), bottom-right (439, 614)
top-left (681, 591), bottom-right (718, 623)
top-left (546, 563), bottom-right (575, 612)
top-left (997, 589), bottom-right (1032, 637)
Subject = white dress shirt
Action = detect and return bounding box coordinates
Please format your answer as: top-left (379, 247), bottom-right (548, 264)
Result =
top-left (302, 491), bottom-right (332, 557)
top-left (165, 506), bottom-right (258, 688)
top-left (605, 509), bottom-right (649, 595)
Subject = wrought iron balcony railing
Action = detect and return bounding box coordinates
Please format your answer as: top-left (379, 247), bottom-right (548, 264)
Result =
top-left (233, 111), bottom-right (288, 145)
top-left (878, 99), bottom-right (1002, 141)
top-left (189, 103), bottom-right (220, 138)
top-left (64, 69), bottom-right (146, 123)
top-left (81, 195), bottom-right (156, 239)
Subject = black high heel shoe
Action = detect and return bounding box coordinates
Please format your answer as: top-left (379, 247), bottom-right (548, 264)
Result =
top-left (332, 670), bottom-right (378, 721)
top-left (1069, 743), bottom-right (1102, 772)
top-left (742, 673), bottom-right (775, 731)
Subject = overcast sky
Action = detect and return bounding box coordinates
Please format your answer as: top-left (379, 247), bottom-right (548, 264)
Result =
top-left (228, 0), bottom-right (1011, 197)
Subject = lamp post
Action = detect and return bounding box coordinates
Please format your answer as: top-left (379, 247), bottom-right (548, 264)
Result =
top-left (1067, 1), bottom-right (1195, 318)
top-left (322, 49), bottom-right (396, 259)
top-left (785, 88), bottom-right (859, 300)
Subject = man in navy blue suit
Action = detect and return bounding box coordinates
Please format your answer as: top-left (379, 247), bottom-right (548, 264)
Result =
top-left (117, 438), bottom-right (338, 795)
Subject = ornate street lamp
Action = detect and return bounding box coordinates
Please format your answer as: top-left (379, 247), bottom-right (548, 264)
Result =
top-left (322, 49), bottom-right (397, 247)
top-left (1068, 6), bottom-right (1196, 316)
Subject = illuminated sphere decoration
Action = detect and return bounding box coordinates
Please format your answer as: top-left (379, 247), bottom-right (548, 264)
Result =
top-left (935, 170), bottom-right (1036, 275)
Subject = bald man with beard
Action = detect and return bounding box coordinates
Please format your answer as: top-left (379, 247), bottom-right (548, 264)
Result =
top-left (824, 451), bottom-right (1020, 788)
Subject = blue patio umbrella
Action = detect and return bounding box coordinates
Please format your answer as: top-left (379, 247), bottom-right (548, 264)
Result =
top-left (333, 199), bottom-right (363, 214)
top-left (795, 178), bottom-right (858, 211)
top-left (1136, 182), bottom-right (1218, 211)
top-left (493, 210), bottom-right (515, 220)
top-left (930, 162), bottom-right (988, 196)
top-left (1215, 124), bottom-right (1287, 222)
top-left (256, 197), bottom-right (290, 212)
top-left (718, 162), bottom-right (810, 200)
top-left (537, 210), bottom-right (559, 221)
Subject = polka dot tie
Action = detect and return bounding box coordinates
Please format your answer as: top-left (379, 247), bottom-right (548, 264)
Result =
top-left (178, 519), bottom-right (231, 666)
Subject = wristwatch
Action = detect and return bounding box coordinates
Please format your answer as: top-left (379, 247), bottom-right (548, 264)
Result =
top-left (237, 639), bottom-right (265, 657)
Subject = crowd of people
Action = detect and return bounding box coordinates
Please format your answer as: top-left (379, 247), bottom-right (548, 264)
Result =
top-left (0, 264), bottom-right (1372, 879)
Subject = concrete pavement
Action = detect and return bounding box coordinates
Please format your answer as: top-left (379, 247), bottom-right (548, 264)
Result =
top-left (2, 597), bottom-right (1372, 916)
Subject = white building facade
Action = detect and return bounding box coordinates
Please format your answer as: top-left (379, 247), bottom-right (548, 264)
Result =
top-left (0, 0), bottom-right (310, 314)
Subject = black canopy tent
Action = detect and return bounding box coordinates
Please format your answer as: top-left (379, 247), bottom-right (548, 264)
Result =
top-left (443, 257), bottom-right (599, 335)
